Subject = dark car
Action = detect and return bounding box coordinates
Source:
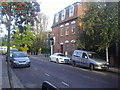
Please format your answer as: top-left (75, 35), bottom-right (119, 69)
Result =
top-left (10, 52), bottom-right (30, 68)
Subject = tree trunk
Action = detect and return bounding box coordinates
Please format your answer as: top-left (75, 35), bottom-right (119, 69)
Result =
top-left (106, 47), bottom-right (109, 63)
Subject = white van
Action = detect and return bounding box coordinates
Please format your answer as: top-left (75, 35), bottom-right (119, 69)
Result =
top-left (71, 50), bottom-right (109, 70)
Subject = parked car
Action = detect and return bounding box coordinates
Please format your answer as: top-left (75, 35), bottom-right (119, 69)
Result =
top-left (10, 51), bottom-right (30, 68)
top-left (6, 48), bottom-right (19, 61)
top-left (49, 53), bottom-right (71, 64)
top-left (71, 50), bottom-right (109, 70)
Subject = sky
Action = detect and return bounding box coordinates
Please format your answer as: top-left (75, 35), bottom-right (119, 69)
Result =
top-left (37, 0), bottom-right (81, 30)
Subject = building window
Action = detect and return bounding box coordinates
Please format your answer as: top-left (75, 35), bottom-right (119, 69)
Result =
top-left (55, 13), bottom-right (59, 22)
top-left (72, 25), bottom-right (76, 35)
top-left (71, 21), bottom-right (76, 35)
top-left (61, 9), bottom-right (66, 20)
top-left (69, 5), bottom-right (74, 17)
top-left (71, 40), bottom-right (76, 54)
top-left (60, 27), bottom-right (64, 36)
top-left (65, 43), bottom-right (68, 51)
top-left (65, 26), bottom-right (69, 36)
top-left (71, 43), bottom-right (75, 53)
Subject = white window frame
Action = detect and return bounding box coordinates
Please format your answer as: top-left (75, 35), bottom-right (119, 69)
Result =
top-left (55, 13), bottom-right (59, 22)
top-left (61, 9), bottom-right (66, 20)
top-left (65, 26), bottom-right (69, 36)
top-left (69, 5), bottom-right (74, 17)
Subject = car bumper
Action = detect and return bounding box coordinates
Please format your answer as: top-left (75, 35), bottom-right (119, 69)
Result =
top-left (11, 62), bottom-right (30, 67)
top-left (59, 59), bottom-right (71, 63)
top-left (95, 65), bottom-right (109, 70)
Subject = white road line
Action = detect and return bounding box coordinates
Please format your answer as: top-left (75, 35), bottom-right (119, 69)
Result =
top-left (44, 73), bottom-right (50, 77)
top-left (61, 81), bottom-right (69, 87)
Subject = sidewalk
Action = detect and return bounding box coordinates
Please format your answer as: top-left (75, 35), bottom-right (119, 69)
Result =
top-left (0, 56), bottom-right (2, 90)
top-left (1, 55), bottom-right (24, 89)
top-left (32, 54), bottom-right (120, 74)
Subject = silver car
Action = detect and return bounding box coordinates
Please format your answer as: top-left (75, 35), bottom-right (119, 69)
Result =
top-left (10, 52), bottom-right (30, 68)
top-left (72, 50), bottom-right (109, 70)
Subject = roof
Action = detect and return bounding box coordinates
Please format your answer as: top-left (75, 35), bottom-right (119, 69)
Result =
top-left (74, 50), bottom-right (95, 53)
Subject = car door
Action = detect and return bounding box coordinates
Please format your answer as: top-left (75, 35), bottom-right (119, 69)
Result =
top-left (72, 52), bottom-right (81, 65)
top-left (81, 53), bottom-right (89, 67)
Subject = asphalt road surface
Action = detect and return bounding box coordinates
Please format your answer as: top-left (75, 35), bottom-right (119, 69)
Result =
top-left (12, 55), bottom-right (119, 88)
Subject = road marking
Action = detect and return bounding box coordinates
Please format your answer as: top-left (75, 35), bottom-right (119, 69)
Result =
top-left (44, 73), bottom-right (50, 77)
top-left (61, 81), bottom-right (69, 87)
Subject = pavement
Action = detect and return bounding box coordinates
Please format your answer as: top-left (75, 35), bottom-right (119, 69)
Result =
top-left (0, 55), bottom-right (119, 89)
top-left (1, 55), bottom-right (24, 89)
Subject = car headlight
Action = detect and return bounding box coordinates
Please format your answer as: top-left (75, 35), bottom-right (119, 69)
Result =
top-left (96, 62), bottom-right (102, 65)
top-left (13, 60), bottom-right (18, 63)
top-left (59, 58), bottom-right (63, 60)
top-left (26, 59), bottom-right (30, 62)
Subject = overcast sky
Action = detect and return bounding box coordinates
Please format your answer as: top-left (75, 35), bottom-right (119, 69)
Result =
top-left (37, 0), bottom-right (81, 30)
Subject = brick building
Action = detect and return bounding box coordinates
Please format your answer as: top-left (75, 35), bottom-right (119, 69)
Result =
top-left (51, 2), bottom-right (86, 56)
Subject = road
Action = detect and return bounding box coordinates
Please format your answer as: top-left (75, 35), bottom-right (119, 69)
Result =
top-left (12, 55), bottom-right (119, 88)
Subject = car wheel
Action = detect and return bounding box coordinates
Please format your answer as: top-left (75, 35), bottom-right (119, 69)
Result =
top-left (90, 64), bottom-right (94, 71)
top-left (72, 61), bottom-right (76, 67)
top-left (56, 59), bottom-right (59, 64)
top-left (27, 65), bottom-right (30, 67)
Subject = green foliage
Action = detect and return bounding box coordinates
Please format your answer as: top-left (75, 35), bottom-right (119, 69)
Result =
top-left (77, 2), bottom-right (119, 51)
top-left (11, 25), bottom-right (35, 50)
top-left (40, 46), bottom-right (50, 54)
top-left (13, 46), bottom-right (28, 51)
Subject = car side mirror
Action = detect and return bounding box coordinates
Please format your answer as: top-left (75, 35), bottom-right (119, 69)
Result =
top-left (85, 56), bottom-right (88, 59)
top-left (27, 55), bottom-right (30, 57)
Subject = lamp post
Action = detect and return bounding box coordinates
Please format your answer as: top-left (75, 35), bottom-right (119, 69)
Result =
top-left (50, 38), bottom-right (54, 55)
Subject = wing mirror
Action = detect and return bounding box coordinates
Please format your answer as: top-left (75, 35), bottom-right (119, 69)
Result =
top-left (85, 56), bottom-right (88, 59)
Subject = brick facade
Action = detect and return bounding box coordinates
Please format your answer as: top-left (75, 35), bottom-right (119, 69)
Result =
top-left (51, 2), bottom-right (85, 56)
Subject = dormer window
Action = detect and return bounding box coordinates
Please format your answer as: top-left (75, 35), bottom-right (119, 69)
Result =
top-left (61, 9), bottom-right (66, 20)
top-left (69, 5), bottom-right (74, 17)
top-left (55, 13), bottom-right (59, 23)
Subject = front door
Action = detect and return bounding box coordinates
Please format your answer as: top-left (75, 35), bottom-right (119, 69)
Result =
top-left (81, 53), bottom-right (89, 67)
top-left (60, 45), bottom-right (63, 53)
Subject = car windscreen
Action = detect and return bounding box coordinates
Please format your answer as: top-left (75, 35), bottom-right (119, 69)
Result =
top-left (13, 52), bottom-right (27, 58)
top-left (87, 53), bottom-right (101, 59)
top-left (57, 54), bottom-right (65, 57)
top-left (10, 49), bottom-right (18, 52)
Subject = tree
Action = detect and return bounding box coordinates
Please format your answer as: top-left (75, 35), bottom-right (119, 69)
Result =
top-left (2, 2), bottom-right (40, 30)
top-left (11, 25), bottom-right (35, 51)
top-left (1, 2), bottom-right (40, 88)
top-left (31, 13), bottom-right (49, 54)
top-left (77, 2), bottom-right (119, 63)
